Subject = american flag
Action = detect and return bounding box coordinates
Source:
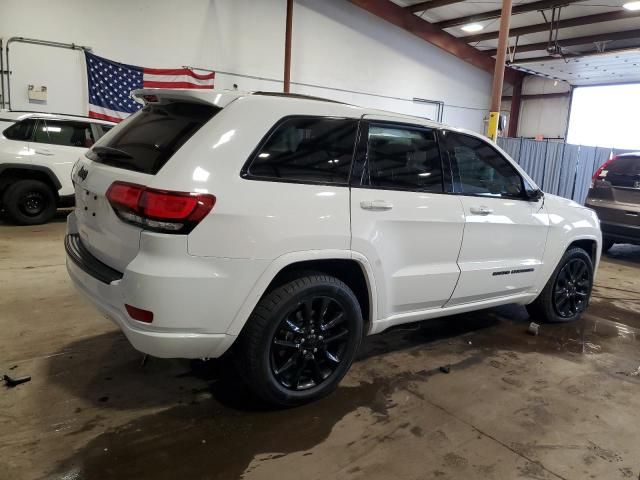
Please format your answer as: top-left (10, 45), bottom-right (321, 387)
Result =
top-left (85, 52), bottom-right (215, 123)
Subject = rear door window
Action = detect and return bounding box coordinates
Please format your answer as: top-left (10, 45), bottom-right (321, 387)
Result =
top-left (34, 120), bottom-right (95, 148)
top-left (363, 123), bottom-right (443, 192)
top-left (86, 102), bottom-right (220, 174)
top-left (246, 116), bottom-right (358, 184)
top-left (3, 119), bottom-right (36, 141)
top-left (93, 123), bottom-right (114, 141)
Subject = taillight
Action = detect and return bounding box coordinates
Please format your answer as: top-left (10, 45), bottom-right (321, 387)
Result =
top-left (591, 156), bottom-right (617, 188)
top-left (106, 181), bottom-right (215, 234)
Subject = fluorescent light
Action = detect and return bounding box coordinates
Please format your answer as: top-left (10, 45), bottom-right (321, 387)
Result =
top-left (623, 1), bottom-right (640, 10)
top-left (461, 23), bottom-right (484, 33)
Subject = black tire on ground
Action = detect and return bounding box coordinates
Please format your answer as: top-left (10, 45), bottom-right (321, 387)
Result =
top-left (235, 273), bottom-right (363, 407)
top-left (601, 238), bottom-right (614, 254)
top-left (526, 247), bottom-right (594, 323)
top-left (2, 179), bottom-right (57, 225)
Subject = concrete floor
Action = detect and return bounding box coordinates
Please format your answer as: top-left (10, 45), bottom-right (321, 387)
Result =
top-left (1, 213), bottom-right (640, 480)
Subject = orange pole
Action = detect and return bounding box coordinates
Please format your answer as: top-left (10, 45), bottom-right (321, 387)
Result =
top-left (284, 0), bottom-right (293, 93)
top-left (487, 0), bottom-right (513, 140)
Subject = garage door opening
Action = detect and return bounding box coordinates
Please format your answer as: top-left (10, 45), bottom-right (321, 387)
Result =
top-left (567, 83), bottom-right (640, 151)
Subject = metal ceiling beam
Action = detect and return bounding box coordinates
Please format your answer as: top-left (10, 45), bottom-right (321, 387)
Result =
top-left (436, 0), bottom-right (583, 29)
top-left (485, 28), bottom-right (640, 56)
top-left (502, 92), bottom-right (570, 100)
top-left (405, 0), bottom-right (465, 13)
top-left (348, 0), bottom-right (522, 84)
top-left (508, 45), bottom-right (640, 64)
top-left (464, 10), bottom-right (640, 43)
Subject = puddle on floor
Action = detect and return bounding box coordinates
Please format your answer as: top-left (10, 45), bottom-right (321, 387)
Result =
top-left (49, 295), bottom-right (640, 479)
top-left (52, 378), bottom-right (390, 480)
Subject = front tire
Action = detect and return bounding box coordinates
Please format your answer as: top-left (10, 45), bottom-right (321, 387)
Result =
top-left (526, 247), bottom-right (594, 323)
top-left (3, 179), bottom-right (57, 225)
top-left (235, 273), bottom-right (363, 407)
top-left (601, 238), bottom-right (614, 254)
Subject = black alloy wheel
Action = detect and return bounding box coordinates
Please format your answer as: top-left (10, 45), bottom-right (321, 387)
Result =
top-left (526, 247), bottom-right (594, 323)
top-left (552, 258), bottom-right (591, 318)
top-left (235, 273), bottom-right (363, 406)
top-left (270, 296), bottom-right (351, 391)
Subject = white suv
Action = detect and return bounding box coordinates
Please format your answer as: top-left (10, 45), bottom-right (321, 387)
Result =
top-left (65, 89), bottom-right (601, 406)
top-left (0, 111), bottom-right (115, 224)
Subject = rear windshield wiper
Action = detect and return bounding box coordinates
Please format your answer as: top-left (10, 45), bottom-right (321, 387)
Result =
top-left (92, 146), bottom-right (134, 159)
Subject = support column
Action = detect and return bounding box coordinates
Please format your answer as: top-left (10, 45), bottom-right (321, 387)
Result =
top-left (508, 75), bottom-right (523, 137)
top-left (283, 0), bottom-right (293, 93)
top-left (487, 0), bottom-right (514, 141)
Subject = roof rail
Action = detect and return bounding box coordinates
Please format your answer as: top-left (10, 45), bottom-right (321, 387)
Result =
top-left (252, 91), bottom-right (344, 104)
top-left (6, 110), bottom-right (105, 120)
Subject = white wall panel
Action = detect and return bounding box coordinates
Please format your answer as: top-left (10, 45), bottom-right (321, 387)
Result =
top-left (516, 77), bottom-right (572, 139)
top-left (0, 0), bottom-right (492, 131)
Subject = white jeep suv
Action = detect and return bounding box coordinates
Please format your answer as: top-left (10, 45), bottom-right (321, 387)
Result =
top-left (65, 89), bottom-right (601, 406)
top-left (0, 111), bottom-right (115, 224)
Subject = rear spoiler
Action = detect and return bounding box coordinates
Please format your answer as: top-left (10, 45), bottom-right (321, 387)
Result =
top-left (131, 88), bottom-right (244, 109)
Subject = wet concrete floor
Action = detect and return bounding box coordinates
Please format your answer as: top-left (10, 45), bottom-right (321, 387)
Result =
top-left (1, 214), bottom-right (639, 479)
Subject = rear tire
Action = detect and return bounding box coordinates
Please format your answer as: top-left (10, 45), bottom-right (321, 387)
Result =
top-left (601, 238), bottom-right (614, 254)
top-left (235, 273), bottom-right (363, 407)
top-left (526, 247), bottom-right (594, 323)
top-left (3, 179), bottom-right (57, 225)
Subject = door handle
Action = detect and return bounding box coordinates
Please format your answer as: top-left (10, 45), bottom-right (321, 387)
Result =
top-left (470, 205), bottom-right (493, 215)
top-left (34, 148), bottom-right (53, 156)
top-left (360, 200), bottom-right (393, 211)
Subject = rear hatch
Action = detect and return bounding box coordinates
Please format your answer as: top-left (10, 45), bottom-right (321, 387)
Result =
top-left (589, 154), bottom-right (640, 226)
top-left (72, 91), bottom-right (229, 271)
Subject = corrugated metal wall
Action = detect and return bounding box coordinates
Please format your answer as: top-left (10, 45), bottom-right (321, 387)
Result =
top-left (497, 138), bottom-right (630, 204)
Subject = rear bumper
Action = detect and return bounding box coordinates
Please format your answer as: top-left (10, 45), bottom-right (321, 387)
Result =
top-left (67, 257), bottom-right (236, 358)
top-left (65, 212), bottom-right (269, 359)
top-left (600, 221), bottom-right (640, 245)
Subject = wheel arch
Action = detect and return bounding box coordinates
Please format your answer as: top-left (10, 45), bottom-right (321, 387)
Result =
top-left (0, 164), bottom-right (62, 201)
top-left (568, 238), bottom-right (598, 265)
top-left (226, 251), bottom-right (378, 337)
top-left (535, 232), bottom-right (601, 301)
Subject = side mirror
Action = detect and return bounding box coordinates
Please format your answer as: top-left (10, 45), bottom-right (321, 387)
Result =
top-left (526, 189), bottom-right (544, 201)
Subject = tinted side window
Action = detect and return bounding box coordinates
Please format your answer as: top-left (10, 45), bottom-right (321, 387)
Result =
top-left (365, 124), bottom-right (442, 192)
top-left (444, 131), bottom-right (523, 197)
top-left (34, 120), bottom-right (95, 147)
top-left (94, 124), bottom-right (114, 140)
top-left (248, 117), bottom-right (358, 184)
top-left (3, 119), bottom-right (36, 141)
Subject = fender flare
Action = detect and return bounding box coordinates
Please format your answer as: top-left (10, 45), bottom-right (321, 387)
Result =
top-left (536, 233), bottom-right (601, 297)
top-left (0, 163), bottom-right (62, 191)
top-left (225, 250), bottom-right (379, 337)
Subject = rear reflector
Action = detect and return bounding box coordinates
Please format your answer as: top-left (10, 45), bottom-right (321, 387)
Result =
top-left (125, 304), bottom-right (154, 323)
top-left (106, 182), bottom-right (215, 234)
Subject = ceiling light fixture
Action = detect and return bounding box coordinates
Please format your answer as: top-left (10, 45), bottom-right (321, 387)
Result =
top-left (623, 1), bottom-right (640, 10)
top-left (461, 23), bottom-right (484, 33)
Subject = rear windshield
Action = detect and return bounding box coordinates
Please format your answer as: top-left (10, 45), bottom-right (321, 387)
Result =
top-left (607, 156), bottom-right (640, 187)
top-left (86, 101), bottom-right (220, 174)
